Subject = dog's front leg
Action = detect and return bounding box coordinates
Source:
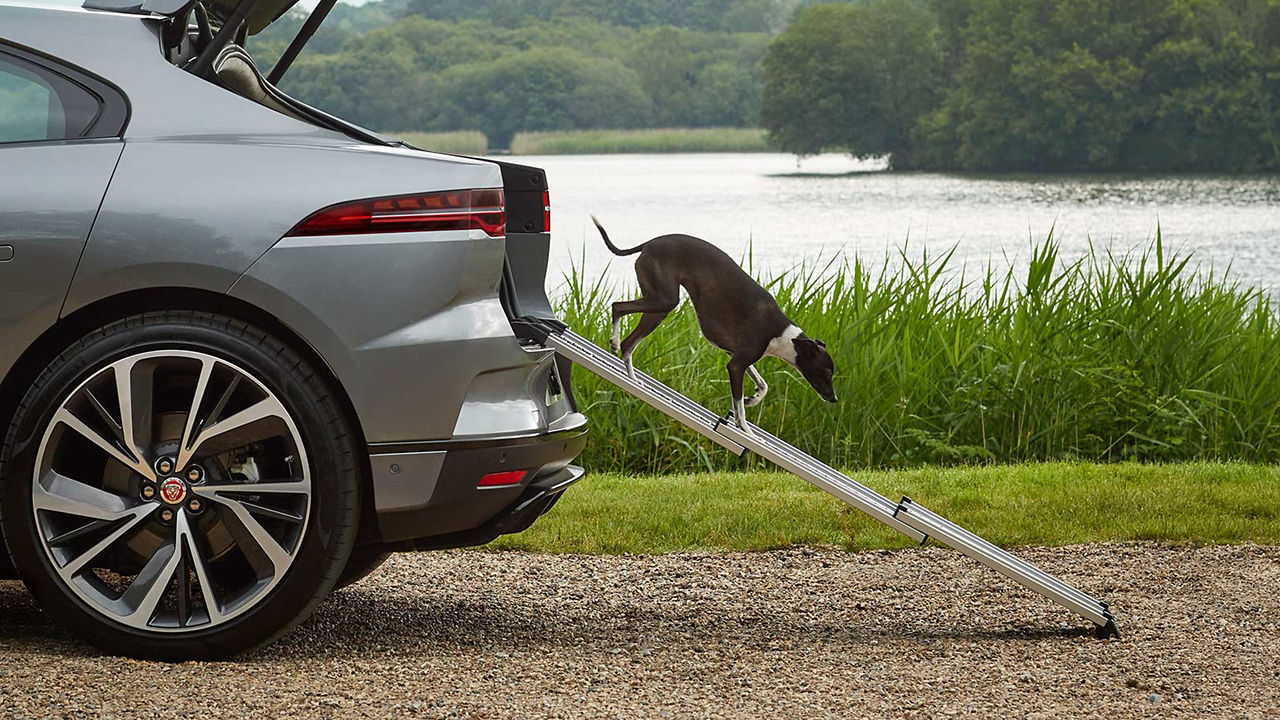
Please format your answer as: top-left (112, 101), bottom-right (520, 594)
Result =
top-left (744, 366), bottom-right (769, 407)
top-left (726, 357), bottom-right (756, 436)
top-left (624, 352), bottom-right (638, 381)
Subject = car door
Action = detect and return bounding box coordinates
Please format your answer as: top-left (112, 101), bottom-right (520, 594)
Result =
top-left (0, 44), bottom-right (127, 381)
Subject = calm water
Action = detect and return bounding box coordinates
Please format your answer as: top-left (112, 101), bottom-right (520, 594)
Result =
top-left (517, 153), bottom-right (1280, 293)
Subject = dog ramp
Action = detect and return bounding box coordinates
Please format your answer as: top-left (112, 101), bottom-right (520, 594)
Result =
top-left (542, 326), bottom-right (1120, 638)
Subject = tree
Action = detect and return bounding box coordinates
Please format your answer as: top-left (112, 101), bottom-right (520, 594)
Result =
top-left (763, 0), bottom-right (1280, 171)
top-left (760, 0), bottom-right (942, 164)
top-left (914, 0), bottom-right (1280, 171)
top-left (430, 49), bottom-right (654, 148)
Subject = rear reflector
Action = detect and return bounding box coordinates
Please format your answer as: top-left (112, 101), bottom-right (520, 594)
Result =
top-left (478, 470), bottom-right (527, 488)
top-left (542, 190), bottom-right (551, 233)
top-left (287, 189), bottom-right (505, 238)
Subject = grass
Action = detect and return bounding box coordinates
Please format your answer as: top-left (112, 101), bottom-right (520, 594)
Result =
top-left (559, 234), bottom-right (1280, 473)
top-left (387, 130), bottom-right (490, 155)
top-left (488, 462), bottom-right (1280, 553)
top-left (509, 127), bottom-right (770, 154)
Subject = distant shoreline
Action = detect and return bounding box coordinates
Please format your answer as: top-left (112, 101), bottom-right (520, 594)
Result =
top-left (389, 128), bottom-right (771, 155)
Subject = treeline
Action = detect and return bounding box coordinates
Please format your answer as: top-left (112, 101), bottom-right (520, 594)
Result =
top-left (762, 0), bottom-right (1280, 171)
top-left (251, 0), bottom-right (793, 147)
top-left (401, 0), bottom-right (796, 32)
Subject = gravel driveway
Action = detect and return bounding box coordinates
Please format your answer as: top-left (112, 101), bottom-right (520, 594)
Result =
top-left (1, 543), bottom-right (1277, 719)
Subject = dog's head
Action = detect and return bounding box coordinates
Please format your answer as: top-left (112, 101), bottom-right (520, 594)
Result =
top-left (793, 337), bottom-right (837, 403)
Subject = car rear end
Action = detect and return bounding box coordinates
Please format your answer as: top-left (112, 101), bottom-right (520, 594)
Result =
top-left (324, 158), bottom-right (589, 551)
top-left (0, 1), bottom-right (595, 662)
top-left (10, 3), bottom-right (587, 549)
top-left (220, 137), bottom-right (587, 554)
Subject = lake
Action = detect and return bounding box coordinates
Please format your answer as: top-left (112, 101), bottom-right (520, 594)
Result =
top-left (518, 153), bottom-right (1280, 293)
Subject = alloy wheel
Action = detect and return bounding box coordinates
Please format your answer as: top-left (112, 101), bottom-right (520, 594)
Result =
top-left (30, 350), bottom-right (311, 632)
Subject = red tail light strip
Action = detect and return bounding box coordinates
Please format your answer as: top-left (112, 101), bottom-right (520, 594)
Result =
top-left (477, 470), bottom-right (528, 488)
top-left (287, 189), bottom-right (505, 238)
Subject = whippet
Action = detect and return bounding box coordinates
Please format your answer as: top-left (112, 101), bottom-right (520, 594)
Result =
top-left (594, 217), bottom-right (836, 432)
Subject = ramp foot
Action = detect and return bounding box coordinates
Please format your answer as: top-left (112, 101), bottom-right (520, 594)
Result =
top-left (1094, 618), bottom-right (1120, 640)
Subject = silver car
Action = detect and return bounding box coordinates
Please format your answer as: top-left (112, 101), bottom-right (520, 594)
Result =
top-left (0, 0), bottom-right (585, 659)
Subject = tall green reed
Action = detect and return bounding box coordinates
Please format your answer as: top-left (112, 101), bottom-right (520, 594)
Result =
top-left (556, 233), bottom-right (1280, 473)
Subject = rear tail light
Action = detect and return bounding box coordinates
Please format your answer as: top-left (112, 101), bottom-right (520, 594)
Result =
top-left (542, 190), bottom-right (551, 233)
top-left (478, 470), bottom-right (527, 488)
top-left (287, 189), bottom-right (505, 238)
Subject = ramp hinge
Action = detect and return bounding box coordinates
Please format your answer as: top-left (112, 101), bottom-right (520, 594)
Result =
top-left (892, 497), bottom-right (929, 546)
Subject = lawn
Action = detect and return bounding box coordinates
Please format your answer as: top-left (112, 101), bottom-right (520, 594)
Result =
top-left (488, 462), bottom-right (1280, 553)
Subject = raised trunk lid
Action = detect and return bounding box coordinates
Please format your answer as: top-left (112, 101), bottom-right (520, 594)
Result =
top-left (81, 0), bottom-right (298, 35)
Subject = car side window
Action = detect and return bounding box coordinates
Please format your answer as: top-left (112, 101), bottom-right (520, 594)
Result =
top-left (0, 53), bottom-right (102, 145)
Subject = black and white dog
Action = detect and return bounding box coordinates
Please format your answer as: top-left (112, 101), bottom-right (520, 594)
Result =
top-left (594, 217), bottom-right (837, 432)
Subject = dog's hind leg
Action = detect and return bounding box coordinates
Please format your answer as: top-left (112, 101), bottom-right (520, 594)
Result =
top-left (610, 293), bottom-right (674, 357)
top-left (619, 310), bottom-right (670, 380)
top-left (613, 261), bottom-right (679, 376)
top-left (744, 365), bottom-right (769, 407)
top-left (610, 298), bottom-right (648, 355)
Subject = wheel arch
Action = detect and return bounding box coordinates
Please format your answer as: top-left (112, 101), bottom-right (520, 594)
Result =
top-left (0, 287), bottom-right (375, 532)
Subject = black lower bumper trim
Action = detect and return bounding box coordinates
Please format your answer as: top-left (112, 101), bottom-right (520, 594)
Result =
top-left (375, 425), bottom-right (588, 544)
top-left (408, 465), bottom-right (585, 551)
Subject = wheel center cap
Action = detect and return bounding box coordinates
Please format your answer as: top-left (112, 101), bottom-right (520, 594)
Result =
top-left (159, 478), bottom-right (187, 505)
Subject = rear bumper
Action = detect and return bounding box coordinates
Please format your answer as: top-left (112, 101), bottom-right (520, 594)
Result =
top-left (369, 414), bottom-right (588, 544)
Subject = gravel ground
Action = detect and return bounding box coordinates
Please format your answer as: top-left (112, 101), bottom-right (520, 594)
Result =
top-left (1, 543), bottom-right (1277, 719)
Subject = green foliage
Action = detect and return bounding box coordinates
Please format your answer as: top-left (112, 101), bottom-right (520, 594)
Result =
top-left (426, 48), bottom-right (653, 148)
top-left (489, 463), bottom-right (1280, 553)
top-left (764, 0), bottom-right (1280, 171)
top-left (388, 130), bottom-right (490, 154)
top-left (403, 0), bottom-right (794, 33)
top-left (761, 0), bottom-right (942, 162)
top-left (559, 234), bottom-right (1280, 474)
top-left (509, 127), bottom-right (770, 154)
top-left (249, 2), bottom-right (779, 146)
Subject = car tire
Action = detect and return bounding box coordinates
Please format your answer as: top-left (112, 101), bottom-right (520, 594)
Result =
top-left (334, 545), bottom-right (392, 590)
top-left (0, 547), bottom-right (16, 580)
top-left (0, 311), bottom-right (361, 660)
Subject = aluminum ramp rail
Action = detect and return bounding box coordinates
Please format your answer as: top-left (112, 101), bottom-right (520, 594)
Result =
top-left (543, 326), bottom-right (1120, 639)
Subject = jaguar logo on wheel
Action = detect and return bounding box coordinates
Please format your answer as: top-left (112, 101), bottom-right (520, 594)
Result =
top-left (159, 478), bottom-right (187, 505)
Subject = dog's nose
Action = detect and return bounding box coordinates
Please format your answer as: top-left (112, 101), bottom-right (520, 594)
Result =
top-left (826, 394), bottom-right (838, 403)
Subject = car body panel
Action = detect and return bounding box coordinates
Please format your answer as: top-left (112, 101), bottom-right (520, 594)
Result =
top-left (65, 139), bottom-right (503, 318)
top-left (229, 227), bottom-right (544, 443)
top-left (0, 141), bottom-right (123, 381)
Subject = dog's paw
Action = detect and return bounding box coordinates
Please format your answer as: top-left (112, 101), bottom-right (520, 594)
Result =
top-left (743, 394), bottom-right (763, 408)
top-left (610, 339), bottom-right (622, 355)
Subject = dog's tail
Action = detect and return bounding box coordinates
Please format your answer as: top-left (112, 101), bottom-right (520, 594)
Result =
top-left (592, 215), bottom-right (648, 256)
